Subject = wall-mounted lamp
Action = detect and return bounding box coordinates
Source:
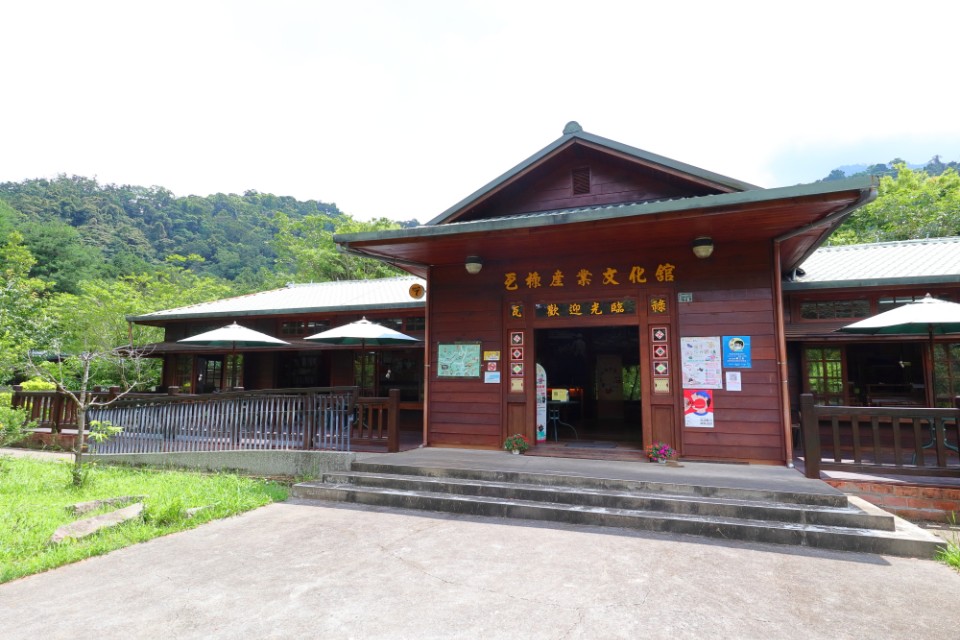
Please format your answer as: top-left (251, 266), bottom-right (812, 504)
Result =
top-left (691, 236), bottom-right (714, 259)
top-left (465, 256), bottom-right (484, 275)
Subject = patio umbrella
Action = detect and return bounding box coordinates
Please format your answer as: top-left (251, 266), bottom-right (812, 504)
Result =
top-left (839, 294), bottom-right (960, 404)
top-left (179, 322), bottom-right (289, 388)
top-left (304, 317), bottom-right (419, 395)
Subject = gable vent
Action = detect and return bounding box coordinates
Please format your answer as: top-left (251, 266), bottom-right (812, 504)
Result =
top-left (572, 167), bottom-right (591, 195)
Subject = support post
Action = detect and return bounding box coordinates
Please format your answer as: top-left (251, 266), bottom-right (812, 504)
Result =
top-left (800, 393), bottom-right (820, 479)
top-left (387, 388), bottom-right (401, 453)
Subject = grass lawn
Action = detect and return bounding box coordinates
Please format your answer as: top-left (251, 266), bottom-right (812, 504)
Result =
top-left (0, 455), bottom-right (288, 584)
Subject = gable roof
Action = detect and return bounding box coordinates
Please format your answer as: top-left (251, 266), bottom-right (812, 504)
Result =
top-left (426, 121), bottom-right (761, 226)
top-left (128, 276), bottom-right (426, 325)
top-left (784, 237), bottom-right (960, 290)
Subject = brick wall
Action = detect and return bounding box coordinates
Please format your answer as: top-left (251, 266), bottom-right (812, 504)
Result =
top-left (825, 479), bottom-right (960, 523)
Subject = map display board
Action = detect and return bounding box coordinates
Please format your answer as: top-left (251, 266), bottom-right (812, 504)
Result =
top-left (437, 342), bottom-right (481, 378)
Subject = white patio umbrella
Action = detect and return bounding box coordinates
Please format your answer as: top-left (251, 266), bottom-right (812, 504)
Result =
top-left (304, 317), bottom-right (419, 395)
top-left (839, 294), bottom-right (960, 404)
top-left (179, 322), bottom-right (289, 388)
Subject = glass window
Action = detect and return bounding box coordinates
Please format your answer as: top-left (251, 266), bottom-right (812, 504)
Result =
top-left (804, 346), bottom-right (845, 405)
top-left (799, 300), bottom-right (870, 320)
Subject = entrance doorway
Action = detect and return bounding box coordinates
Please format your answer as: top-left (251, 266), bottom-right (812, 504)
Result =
top-left (534, 326), bottom-right (642, 447)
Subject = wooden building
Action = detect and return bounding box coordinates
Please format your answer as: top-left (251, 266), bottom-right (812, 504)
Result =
top-left (129, 276), bottom-right (427, 403)
top-left (332, 122), bottom-right (879, 464)
top-left (783, 237), bottom-right (960, 410)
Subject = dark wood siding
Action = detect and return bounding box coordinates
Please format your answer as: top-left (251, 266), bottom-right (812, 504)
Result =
top-left (677, 244), bottom-right (783, 463)
top-left (427, 266), bottom-right (503, 448)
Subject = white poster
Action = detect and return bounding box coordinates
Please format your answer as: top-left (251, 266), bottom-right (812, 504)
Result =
top-left (681, 336), bottom-right (723, 389)
top-left (725, 371), bottom-right (742, 392)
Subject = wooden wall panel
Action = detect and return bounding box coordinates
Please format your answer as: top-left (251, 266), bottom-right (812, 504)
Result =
top-left (677, 254), bottom-right (786, 463)
top-left (426, 266), bottom-right (504, 449)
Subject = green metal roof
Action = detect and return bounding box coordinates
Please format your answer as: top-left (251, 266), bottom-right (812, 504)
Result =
top-left (784, 237), bottom-right (960, 291)
top-left (336, 175), bottom-right (876, 246)
top-left (127, 276), bottom-right (426, 324)
top-left (426, 121), bottom-right (761, 226)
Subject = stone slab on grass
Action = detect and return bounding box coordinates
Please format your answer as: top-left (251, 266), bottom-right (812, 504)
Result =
top-left (51, 503), bottom-right (144, 544)
top-left (69, 495), bottom-right (146, 515)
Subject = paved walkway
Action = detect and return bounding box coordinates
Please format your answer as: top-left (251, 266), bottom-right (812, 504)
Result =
top-left (2, 497), bottom-right (959, 639)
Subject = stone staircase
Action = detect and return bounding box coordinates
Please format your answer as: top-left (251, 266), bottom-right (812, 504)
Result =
top-left (292, 459), bottom-right (946, 558)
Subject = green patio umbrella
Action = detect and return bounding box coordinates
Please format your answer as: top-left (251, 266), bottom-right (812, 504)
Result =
top-left (179, 323), bottom-right (289, 388)
top-left (839, 294), bottom-right (960, 404)
top-left (304, 317), bottom-right (419, 395)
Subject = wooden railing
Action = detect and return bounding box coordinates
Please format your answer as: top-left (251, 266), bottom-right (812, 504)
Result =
top-left (800, 393), bottom-right (960, 479)
top-left (10, 386), bottom-right (121, 432)
top-left (11, 386), bottom-right (403, 454)
top-left (355, 389), bottom-right (401, 453)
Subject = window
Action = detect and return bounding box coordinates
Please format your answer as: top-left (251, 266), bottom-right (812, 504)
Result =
top-left (878, 294), bottom-right (951, 312)
top-left (804, 347), bottom-right (845, 405)
top-left (799, 300), bottom-right (870, 320)
top-left (405, 317), bottom-right (426, 331)
top-left (173, 355), bottom-right (192, 392)
top-left (281, 320), bottom-right (328, 335)
top-left (933, 342), bottom-right (960, 407)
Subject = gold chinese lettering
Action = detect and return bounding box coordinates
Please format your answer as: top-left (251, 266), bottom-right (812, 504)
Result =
top-left (511, 304), bottom-right (523, 318)
top-left (610, 301), bottom-right (625, 314)
top-left (655, 263), bottom-right (676, 282)
top-left (650, 298), bottom-right (667, 313)
top-left (628, 266), bottom-right (647, 284)
top-left (601, 268), bottom-right (619, 285)
top-left (525, 271), bottom-right (542, 288)
top-left (590, 302), bottom-right (603, 315)
top-left (568, 303), bottom-right (582, 316)
top-left (547, 303), bottom-right (560, 317)
top-left (504, 272), bottom-right (519, 291)
top-left (576, 269), bottom-right (592, 286)
top-left (549, 270), bottom-right (564, 287)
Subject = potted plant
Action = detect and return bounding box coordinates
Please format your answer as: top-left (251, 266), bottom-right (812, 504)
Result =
top-left (646, 441), bottom-right (675, 463)
top-left (503, 433), bottom-right (530, 454)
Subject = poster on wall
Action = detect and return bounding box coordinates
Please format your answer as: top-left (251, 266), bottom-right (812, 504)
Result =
top-left (680, 336), bottom-right (723, 389)
top-left (437, 342), bottom-right (481, 378)
top-left (722, 336), bottom-right (752, 368)
top-left (684, 389), bottom-right (714, 427)
top-left (535, 363), bottom-right (547, 443)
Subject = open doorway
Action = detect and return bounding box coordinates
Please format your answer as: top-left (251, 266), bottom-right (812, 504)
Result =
top-left (534, 326), bottom-right (642, 447)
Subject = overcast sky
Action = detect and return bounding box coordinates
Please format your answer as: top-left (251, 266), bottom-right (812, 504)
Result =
top-left (3, 1), bottom-right (959, 222)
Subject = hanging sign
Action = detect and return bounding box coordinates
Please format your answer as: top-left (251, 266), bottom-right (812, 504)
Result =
top-left (535, 363), bottom-right (548, 443)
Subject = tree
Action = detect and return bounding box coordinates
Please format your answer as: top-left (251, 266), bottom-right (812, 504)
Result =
top-left (829, 166), bottom-right (960, 245)
top-left (271, 213), bottom-right (405, 282)
top-left (0, 231), bottom-right (52, 383)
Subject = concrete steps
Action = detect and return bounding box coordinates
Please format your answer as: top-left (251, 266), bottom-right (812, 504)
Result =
top-left (291, 461), bottom-right (946, 558)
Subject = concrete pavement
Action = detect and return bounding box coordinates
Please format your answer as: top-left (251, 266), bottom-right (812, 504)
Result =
top-left (2, 498), bottom-right (959, 639)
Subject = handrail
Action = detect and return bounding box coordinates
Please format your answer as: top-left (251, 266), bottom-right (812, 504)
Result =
top-left (800, 393), bottom-right (960, 479)
top-left (12, 386), bottom-right (403, 453)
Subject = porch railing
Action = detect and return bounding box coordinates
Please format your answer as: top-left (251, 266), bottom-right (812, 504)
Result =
top-left (800, 393), bottom-right (960, 479)
top-left (86, 387), bottom-right (358, 454)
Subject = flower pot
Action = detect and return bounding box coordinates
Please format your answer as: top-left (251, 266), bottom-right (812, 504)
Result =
top-left (657, 458), bottom-right (666, 464)
top-left (511, 449), bottom-right (520, 455)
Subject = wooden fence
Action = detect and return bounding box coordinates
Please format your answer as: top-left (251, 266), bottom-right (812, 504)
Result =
top-left (800, 393), bottom-right (960, 479)
top-left (11, 386), bottom-right (403, 454)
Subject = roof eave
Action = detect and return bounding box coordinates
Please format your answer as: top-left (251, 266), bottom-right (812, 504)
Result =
top-left (783, 274), bottom-right (960, 292)
top-left (336, 175), bottom-right (876, 246)
top-left (127, 300), bottom-right (427, 325)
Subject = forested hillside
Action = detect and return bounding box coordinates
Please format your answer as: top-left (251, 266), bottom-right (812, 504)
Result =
top-left (0, 175), bottom-right (412, 386)
top-left (0, 175), bottom-right (354, 291)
